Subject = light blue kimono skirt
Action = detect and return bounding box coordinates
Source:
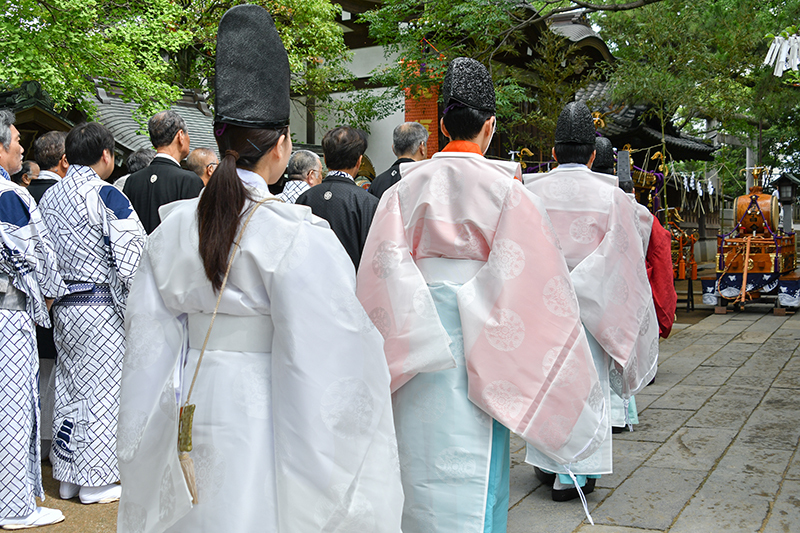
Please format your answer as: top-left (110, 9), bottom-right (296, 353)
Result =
top-left (393, 279), bottom-right (510, 533)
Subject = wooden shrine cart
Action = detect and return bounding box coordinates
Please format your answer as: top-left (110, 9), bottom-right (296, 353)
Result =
top-left (714, 183), bottom-right (797, 314)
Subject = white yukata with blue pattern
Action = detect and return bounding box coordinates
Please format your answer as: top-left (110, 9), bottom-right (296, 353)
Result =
top-left (0, 168), bottom-right (65, 518)
top-left (39, 165), bottom-right (145, 488)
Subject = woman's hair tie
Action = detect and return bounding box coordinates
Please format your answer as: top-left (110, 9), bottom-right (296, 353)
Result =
top-left (225, 149), bottom-right (239, 160)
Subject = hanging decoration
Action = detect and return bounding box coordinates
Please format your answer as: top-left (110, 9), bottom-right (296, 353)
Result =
top-left (764, 34), bottom-right (800, 77)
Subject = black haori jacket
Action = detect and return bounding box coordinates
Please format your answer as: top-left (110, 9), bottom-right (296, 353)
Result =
top-left (295, 173), bottom-right (378, 270)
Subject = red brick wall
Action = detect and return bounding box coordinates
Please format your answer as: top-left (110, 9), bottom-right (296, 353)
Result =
top-left (405, 86), bottom-right (439, 157)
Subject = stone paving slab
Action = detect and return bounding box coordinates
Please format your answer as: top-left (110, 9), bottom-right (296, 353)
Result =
top-left (691, 333), bottom-right (736, 345)
top-left (661, 343), bottom-right (717, 363)
top-left (706, 444), bottom-right (792, 481)
top-left (744, 315), bottom-right (788, 332)
top-left (701, 347), bottom-right (755, 367)
top-left (576, 526), bottom-right (664, 533)
top-left (668, 478), bottom-right (772, 532)
top-left (669, 446), bottom-right (792, 533)
top-left (703, 322), bottom-right (752, 334)
top-left (763, 479), bottom-right (800, 533)
top-left (785, 449), bottom-right (800, 480)
top-left (758, 338), bottom-right (800, 354)
top-left (770, 328), bottom-right (800, 339)
top-left (598, 440), bottom-right (660, 490)
top-left (685, 384), bottom-right (766, 429)
top-left (648, 384), bottom-right (718, 411)
top-left (508, 486), bottom-right (610, 533)
top-left (774, 370), bottom-right (800, 389)
top-left (643, 427), bottom-right (737, 472)
top-left (731, 330), bottom-right (774, 343)
top-left (737, 389), bottom-right (800, 450)
top-left (680, 364), bottom-right (737, 386)
top-left (590, 466), bottom-right (706, 530)
top-left (614, 408), bottom-right (695, 443)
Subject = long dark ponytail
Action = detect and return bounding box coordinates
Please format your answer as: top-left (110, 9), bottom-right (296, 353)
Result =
top-left (198, 122), bottom-right (287, 291)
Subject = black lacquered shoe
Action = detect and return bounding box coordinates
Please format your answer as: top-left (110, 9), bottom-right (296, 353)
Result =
top-left (534, 466), bottom-right (556, 487)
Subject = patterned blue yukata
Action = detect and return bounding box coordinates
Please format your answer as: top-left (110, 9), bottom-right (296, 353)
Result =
top-left (0, 167), bottom-right (65, 518)
top-left (39, 165), bottom-right (145, 488)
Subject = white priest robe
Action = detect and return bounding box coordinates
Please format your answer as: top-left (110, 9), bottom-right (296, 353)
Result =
top-left (117, 170), bottom-right (403, 533)
top-left (523, 165), bottom-right (658, 476)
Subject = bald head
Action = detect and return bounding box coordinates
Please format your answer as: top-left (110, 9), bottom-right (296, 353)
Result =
top-left (392, 122), bottom-right (429, 161)
top-left (187, 148), bottom-right (218, 185)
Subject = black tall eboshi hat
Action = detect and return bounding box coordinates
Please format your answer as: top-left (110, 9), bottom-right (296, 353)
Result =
top-left (594, 136), bottom-right (615, 174)
top-left (441, 57), bottom-right (496, 113)
top-left (215, 5), bottom-right (290, 128)
top-left (554, 101), bottom-right (596, 145)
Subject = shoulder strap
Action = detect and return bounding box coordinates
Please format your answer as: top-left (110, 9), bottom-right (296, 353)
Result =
top-left (183, 196), bottom-right (282, 407)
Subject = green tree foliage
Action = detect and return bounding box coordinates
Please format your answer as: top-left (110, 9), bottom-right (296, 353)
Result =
top-left (0, 0), bottom-right (191, 119)
top-left (598, 0), bottom-right (800, 195)
top-left (0, 0), bottom-right (378, 129)
top-left (169, 0), bottom-right (352, 115)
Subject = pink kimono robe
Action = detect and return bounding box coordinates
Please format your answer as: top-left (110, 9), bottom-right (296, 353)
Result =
top-left (356, 148), bottom-right (607, 467)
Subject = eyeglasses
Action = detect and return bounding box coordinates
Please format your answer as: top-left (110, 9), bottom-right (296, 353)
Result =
top-left (207, 162), bottom-right (219, 170)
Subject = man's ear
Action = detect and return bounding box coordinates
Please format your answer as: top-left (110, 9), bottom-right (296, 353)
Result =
top-left (440, 117), bottom-right (451, 140)
top-left (587, 150), bottom-right (596, 168)
top-left (356, 154), bottom-right (363, 170)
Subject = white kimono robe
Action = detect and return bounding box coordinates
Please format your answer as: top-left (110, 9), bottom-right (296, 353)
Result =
top-left (117, 170), bottom-right (403, 533)
top-left (357, 149), bottom-right (606, 532)
top-left (523, 165), bottom-right (658, 476)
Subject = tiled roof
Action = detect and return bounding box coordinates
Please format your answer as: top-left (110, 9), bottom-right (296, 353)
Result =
top-left (575, 81), bottom-right (716, 161)
top-left (551, 21), bottom-right (602, 44)
top-left (91, 85), bottom-right (219, 157)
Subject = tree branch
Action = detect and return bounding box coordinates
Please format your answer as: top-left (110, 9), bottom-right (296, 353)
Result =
top-left (569, 0), bottom-right (667, 12)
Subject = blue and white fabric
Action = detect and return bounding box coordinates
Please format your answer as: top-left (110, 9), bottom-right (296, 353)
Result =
top-left (39, 164), bottom-right (145, 488)
top-left (394, 260), bottom-right (510, 533)
top-left (278, 180), bottom-right (309, 204)
top-left (702, 273), bottom-right (782, 305)
top-left (0, 179), bottom-right (64, 519)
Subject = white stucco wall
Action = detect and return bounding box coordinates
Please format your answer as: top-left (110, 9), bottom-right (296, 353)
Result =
top-left (287, 46), bottom-right (405, 174)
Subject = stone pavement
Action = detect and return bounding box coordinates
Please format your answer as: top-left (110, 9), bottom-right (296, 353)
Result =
top-left (507, 310), bottom-right (800, 533)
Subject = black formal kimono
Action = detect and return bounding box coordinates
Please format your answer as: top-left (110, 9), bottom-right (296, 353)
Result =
top-left (367, 157), bottom-right (415, 200)
top-left (28, 179), bottom-right (58, 205)
top-left (123, 156), bottom-right (204, 234)
top-left (296, 171), bottom-right (378, 269)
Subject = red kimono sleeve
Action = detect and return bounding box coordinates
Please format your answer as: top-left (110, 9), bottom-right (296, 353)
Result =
top-left (646, 215), bottom-right (678, 338)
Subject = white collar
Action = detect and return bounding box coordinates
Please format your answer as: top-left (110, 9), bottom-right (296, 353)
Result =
top-left (552, 163), bottom-right (589, 170)
top-left (431, 151), bottom-right (484, 160)
top-left (237, 168), bottom-right (271, 192)
top-left (38, 169), bottom-right (62, 181)
top-left (154, 153), bottom-right (180, 166)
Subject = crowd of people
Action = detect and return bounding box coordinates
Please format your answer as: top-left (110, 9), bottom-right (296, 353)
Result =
top-left (0, 4), bottom-right (676, 532)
